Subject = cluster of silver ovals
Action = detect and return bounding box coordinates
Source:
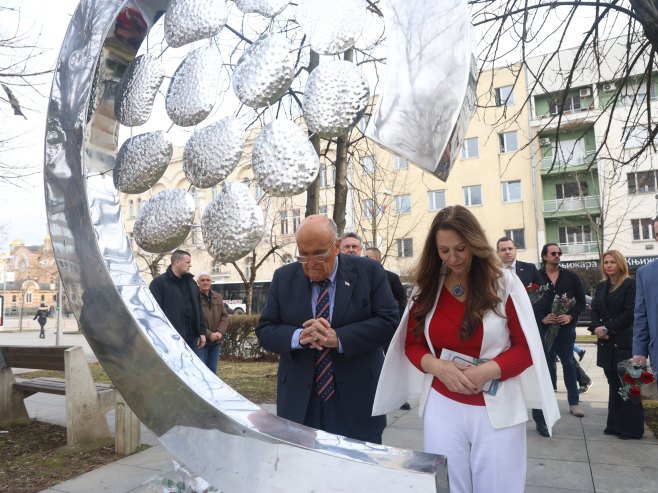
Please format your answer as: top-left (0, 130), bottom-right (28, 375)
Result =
top-left (296, 0), bottom-right (366, 54)
top-left (303, 60), bottom-right (369, 138)
top-left (231, 34), bottom-right (294, 108)
top-left (134, 189), bottom-right (196, 253)
top-left (201, 182), bottom-right (265, 262)
top-left (183, 117), bottom-right (245, 189)
top-left (233, 0), bottom-right (289, 17)
top-left (114, 132), bottom-right (173, 194)
top-left (252, 119), bottom-right (319, 196)
top-left (164, 0), bottom-right (228, 48)
top-left (114, 54), bottom-right (165, 127)
top-left (166, 45), bottom-right (223, 127)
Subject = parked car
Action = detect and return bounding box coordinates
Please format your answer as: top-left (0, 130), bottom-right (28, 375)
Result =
top-left (224, 300), bottom-right (246, 314)
top-left (577, 295), bottom-right (592, 326)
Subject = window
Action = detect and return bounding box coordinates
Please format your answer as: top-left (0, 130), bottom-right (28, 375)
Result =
top-left (631, 218), bottom-right (656, 240)
top-left (358, 115), bottom-right (370, 133)
top-left (362, 199), bottom-right (375, 219)
top-left (495, 85), bottom-right (515, 106)
top-left (395, 194), bottom-right (411, 215)
top-left (40, 295), bottom-right (45, 301)
top-left (558, 225), bottom-right (592, 244)
top-left (504, 229), bottom-right (525, 250)
top-left (461, 137), bottom-right (479, 159)
top-left (621, 80), bottom-right (656, 106)
top-left (137, 198), bottom-right (144, 213)
top-left (361, 155), bottom-right (375, 175)
top-left (498, 131), bottom-right (518, 153)
top-left (627, 171), bottom-right (657, 194)
top-left (393, 156), bottom-right (408, 170)
top-left (292, 209), bottom-right (301, 233)
top-left (319, 164), bottom-right (328, 188)
top-left (501, 180), bottom-right (522, 203)
top-left (280, 211), bottom-right (288, 235)
top-left (211, 186), bottom-right (219, 201)
top-left (255, 182), bottom-right (264, 199)
top-left (549, 94), bottom-right (582, 115)
top-left (624, 126), bottom-right (657, 149)
top-left (396, 238), bottom-right (413, 257)
top-left (53, 294), bottom-right (57, 302)
top-left (11, 295), bottom-right (16, 302)
top-left (128, 199), bottom-right (135, 219)
top-left (428, 190), bottom-right (446, 211)
top-left (554, 138), bottom-right (586, 165)
top-left (556, 181), bottom-right (588, 199)
top-left (319, 205), bottom-right (328, 216)
top-left (212, 262), bottom-right (222, 274)
top-left (25, 293), bottom-right (32, 304)
top-left (463, 185), bottom-right (482, 206)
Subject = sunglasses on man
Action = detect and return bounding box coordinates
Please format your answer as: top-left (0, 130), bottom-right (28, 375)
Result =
top-left (550, 251), bottom-right (562, 257)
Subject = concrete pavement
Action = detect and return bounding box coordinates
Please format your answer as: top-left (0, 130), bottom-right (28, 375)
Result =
top-left (2, 328), bottom-right (657, 492)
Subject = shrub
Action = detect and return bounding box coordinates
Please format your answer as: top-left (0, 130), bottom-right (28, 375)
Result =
top-left (221, 314), bottom-right (278, 361)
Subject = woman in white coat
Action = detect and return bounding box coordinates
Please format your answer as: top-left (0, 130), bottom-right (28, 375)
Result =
top-left (373, 205), bottom-right (559, 493)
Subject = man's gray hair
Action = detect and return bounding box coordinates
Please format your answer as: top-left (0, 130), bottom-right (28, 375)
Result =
top-left (341, 231), bottom-right (361, 243)
top-left (196, 272), bottom-right (212, 280)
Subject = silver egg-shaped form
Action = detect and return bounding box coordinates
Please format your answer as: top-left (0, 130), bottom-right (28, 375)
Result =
top-left (303, 59), bottom-right (369, 138)
top-left (231, 33), bottom-right (294, 108)
top-left (113, 131), bottom-right (173, 194)
top-left (296, 0), bottom-right (366, 55)
top-left (166, 45), bottom-right (223, 127)
top-left (183, 117), bottom-right (245, 189)
top-left (202, 182), bottom-right (265, 262)
top-left (134, 189), bottom-right (196, 253)
top-left (252, 119), bottom-right (319, 196)
top-left (164, 0), bottom-right (228, 48)
top-left (233, 0), bottom-right (289, 17)
top-left (114, 54), bottom-right (165, 127)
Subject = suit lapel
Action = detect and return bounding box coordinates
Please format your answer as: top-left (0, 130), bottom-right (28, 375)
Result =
top-left (294, 264), bottom-right (314, 323)
top-left (332, 255), bottom-right (355, 327)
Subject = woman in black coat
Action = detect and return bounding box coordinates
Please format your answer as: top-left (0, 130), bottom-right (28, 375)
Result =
top-left (33, 303), bottom-right (49, 339)
top-left (588, 250), bottom-right (643, 439)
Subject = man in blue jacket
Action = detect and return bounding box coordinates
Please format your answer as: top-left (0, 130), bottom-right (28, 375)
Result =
top-left (633, 215), bottom-right (658, 368)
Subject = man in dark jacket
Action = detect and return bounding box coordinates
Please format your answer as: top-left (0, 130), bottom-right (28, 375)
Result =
top-left (150, 249), bottom-right (206, 356)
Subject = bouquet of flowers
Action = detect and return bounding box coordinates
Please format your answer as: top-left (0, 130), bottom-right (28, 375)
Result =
top-left (526, 282), bottom-right (550, 305)
top-left (543, 294), bottom-right (574, 351)
top-left (618, 359), bottom-right (655, 401)
top-left (143, 462), bottom-right (220, 493)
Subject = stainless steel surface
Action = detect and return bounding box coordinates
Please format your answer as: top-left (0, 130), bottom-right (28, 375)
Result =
top-left (296, 0), bottom-right (366, 55)
top-left (114, 53), bottom-right (164, 126)
top-left (164, 0), bottom-right (227, 48)
top-left (231, 33), bottom-right (294, 109)
top-left (303, 59), bottom-right (369, 138)
top-left (252, 118), bottom-right (319, 196)
top-left (43, 0), bottom-right (448, 491)
top-left (165, 44), bottom-right (223, 127)
top-left (233, 0), bottom-right (289, 17)
top-left (201, 182), bottom-right (265, 262)
top-left (365, 0), bottom-right (476, 181)
top-left (113, 131), bottom-right (172, 194)
top-left (183, 116), bottom-right (245, 189)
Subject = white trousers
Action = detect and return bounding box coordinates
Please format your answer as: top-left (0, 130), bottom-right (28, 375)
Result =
top-left (424, 389), bottom-right (526, 493)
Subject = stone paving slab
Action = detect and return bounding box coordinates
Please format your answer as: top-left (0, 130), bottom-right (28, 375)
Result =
top-left (590, 463), bottom-right (658, 493)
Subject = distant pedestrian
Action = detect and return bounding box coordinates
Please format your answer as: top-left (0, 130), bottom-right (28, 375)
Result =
top-left (34, 303), bottom-right (49, 339)
top-left (197, 273), bottom-right (229, 374)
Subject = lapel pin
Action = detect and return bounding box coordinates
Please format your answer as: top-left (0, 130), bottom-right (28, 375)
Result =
top-left (345, 281), bottom-right (350, 286)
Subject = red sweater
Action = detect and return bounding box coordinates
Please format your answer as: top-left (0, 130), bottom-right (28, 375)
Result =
top-left (405, 286), bottom-right (532, 406)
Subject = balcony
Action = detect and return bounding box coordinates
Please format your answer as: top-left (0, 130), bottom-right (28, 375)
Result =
top-left (541, 152), bottom-right (596, 173)
top-left (558, 242), bottom-right (600, 255)
top-left (543, 195), bottom-right (601, 215)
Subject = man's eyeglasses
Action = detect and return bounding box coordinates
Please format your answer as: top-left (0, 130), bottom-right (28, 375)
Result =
top-left (296, 243), bottom-right (335, 264)
top-left (550, 251), bottom-right (562, 257)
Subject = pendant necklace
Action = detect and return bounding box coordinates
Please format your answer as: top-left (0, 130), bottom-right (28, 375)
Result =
top-left (452, 282), bottom-right (465, 297)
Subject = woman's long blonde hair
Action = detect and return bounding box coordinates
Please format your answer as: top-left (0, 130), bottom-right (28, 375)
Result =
top-left (601, 249), bottom-right (631, 291)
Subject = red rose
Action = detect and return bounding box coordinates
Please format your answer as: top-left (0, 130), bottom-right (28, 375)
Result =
top-left (630, 385), bottom-right (641, 398)
top-left (623, 373), bottom-right (636, 385)
top-left (641, 371), bottom-right (654, 384)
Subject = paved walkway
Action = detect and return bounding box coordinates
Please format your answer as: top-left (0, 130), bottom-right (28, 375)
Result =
top-left (2, 329), bottom-right (657, 492)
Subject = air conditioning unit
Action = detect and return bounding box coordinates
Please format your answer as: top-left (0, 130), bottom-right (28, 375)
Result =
top-left (602, 82), bottom-right (616, 92)
top-left (579, 87), bottom-right (592, 98)
top-left (539, 137), bottom-right (551, 146)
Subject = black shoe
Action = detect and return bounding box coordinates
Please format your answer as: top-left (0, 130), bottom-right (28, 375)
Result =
top-left (400, 402), bottom-right (411, 410)
top-left (617, 434), bottom-right (641, 440)
top-left (603, 429), bottom-right (618, 436)
top-left (578, 349), bottom-right (586, 362)
top-left (536, 423), bottom-right (550, 437)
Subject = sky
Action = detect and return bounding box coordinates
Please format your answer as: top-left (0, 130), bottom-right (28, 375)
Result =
top-left (0, 1), bottom-right (620, 254)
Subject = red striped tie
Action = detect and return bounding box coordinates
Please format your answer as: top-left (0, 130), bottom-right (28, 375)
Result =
top-left (314, 279), bottom-right (335, 401)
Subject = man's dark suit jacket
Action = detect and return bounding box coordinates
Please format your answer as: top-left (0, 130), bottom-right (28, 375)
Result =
top-left (255, 253), bottom-right (399, 443)
top-left (385, 270), bottom-right (407, 319)
top-left (515, 260), bottom-right (543, 288)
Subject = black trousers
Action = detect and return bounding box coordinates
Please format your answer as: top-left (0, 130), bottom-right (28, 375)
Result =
top-left (603, 367), bottom-right (644, 438)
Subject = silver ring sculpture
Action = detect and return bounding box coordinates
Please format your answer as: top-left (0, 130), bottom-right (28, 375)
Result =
top-left (44, 0), bottom-right (474, 491)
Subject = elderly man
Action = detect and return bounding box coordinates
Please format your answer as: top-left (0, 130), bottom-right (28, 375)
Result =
top-left (256, 215), bottom-right (398, 443)
top-left (197, 273), bottom-right (229, 374)
top-left (340, 232), bottom-right (363, 256)
top-left (150, 249), bottom-right (206, 356)
top-left (633, 215), bottom-right (658, 368)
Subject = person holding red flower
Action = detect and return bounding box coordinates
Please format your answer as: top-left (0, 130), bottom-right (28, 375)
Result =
top-left (588, 250), bottom-right (643, 439)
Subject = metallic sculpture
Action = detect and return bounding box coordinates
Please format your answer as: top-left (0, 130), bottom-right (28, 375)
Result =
top-left (365, 0), bottom-right (477, 181)
top-left (114, 131), bottom-right (172, 194)
top-left (296, 0), bottom-right (366, 55)
top-left (234, 0), bottom-right (289, 18)
top-left (114, 53), bottom-right (164, 127)
top-left (134, 189), bottom-right (195, 253)
top-left (164, 0), bottom-right (228, 48)
top-left (42, 0), bottom-right (464, 491)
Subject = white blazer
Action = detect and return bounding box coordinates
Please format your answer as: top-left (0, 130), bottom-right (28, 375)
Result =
top-left (372, 268), bottom-right (560, 434)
